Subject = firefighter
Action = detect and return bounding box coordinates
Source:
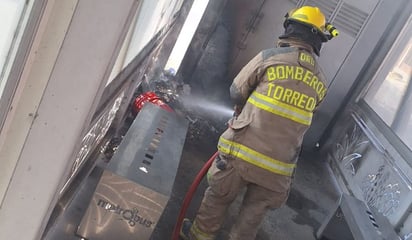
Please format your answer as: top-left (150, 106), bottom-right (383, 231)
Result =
top-left (180, 6), bottom-right (338, 240)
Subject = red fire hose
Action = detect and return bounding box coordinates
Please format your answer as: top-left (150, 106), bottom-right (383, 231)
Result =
top-left (171, 151), bottom-right (219, 240)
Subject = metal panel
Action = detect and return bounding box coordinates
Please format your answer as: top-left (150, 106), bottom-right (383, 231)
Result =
top-left (334, 2), bottom-right (368, 38)
top-left (107, 103), bottom-right (188, 196)
top-left (77, 103), bottom-right (188, 239)
top-left (325, 110), bottom-right (412, 227)
top-left (228, 0), bottom-right (296, 78)
top-left (77, 171), bottom-right (168, 240)
top-left (317, 194), bottom-right (400, 240)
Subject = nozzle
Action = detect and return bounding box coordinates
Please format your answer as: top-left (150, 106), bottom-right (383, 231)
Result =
top-left (325, 23), bottom-right (339, 39)
top-left (215, 155), bottom-right (227, 170)
top-left (233, 105), bottom-right (242, 118)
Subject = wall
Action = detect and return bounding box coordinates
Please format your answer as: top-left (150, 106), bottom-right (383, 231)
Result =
top-left (0, 0), bottom-right (140, 239)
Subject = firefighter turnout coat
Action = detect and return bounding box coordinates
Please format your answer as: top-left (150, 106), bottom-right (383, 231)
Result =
top-left (218, 39), bottom-right (327, 195)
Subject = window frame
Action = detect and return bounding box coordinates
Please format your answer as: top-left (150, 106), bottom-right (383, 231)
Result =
top-left (356, 14), bottom-right (412, 166)
top-left (356, 100), bottom-right (412, 164)
top-left (0, 0), bottom-right (46, 132)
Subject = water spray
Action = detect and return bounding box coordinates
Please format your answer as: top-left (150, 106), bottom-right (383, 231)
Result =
top-left (179, 95), bottom-right (234, 118)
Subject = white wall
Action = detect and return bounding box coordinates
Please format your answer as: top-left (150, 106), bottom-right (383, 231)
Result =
top-left (0, 0), bottom-right (139, 239)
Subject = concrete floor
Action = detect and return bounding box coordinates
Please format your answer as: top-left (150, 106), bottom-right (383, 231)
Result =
top-left (151, 136), bottom-right (341, 240)
top-left (42, 113), bottom-right (341, 240)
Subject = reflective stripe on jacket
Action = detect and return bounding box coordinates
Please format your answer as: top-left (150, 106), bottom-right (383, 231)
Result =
top-left (220, 39), bottom-right (327, 192)
top-left (247, 91), bottom-right (313, 126)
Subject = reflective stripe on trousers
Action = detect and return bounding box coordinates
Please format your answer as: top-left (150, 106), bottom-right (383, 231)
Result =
top-left (190, 220), bottom-right (215, 240)
top-left (191, 159), bottom-right (289, 240)
top-left (218, 137), bottom-right (296, 176)
top-left (248, 91), bottom-right (313, 125)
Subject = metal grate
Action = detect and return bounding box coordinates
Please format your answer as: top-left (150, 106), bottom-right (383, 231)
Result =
top-left (334, 2), bottom-right (368, 38)
top-left (142, 116), bottom-right (168, 167)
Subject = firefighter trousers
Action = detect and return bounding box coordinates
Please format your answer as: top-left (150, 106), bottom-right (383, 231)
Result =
top-left (189, 157), bottom-right (288, 240)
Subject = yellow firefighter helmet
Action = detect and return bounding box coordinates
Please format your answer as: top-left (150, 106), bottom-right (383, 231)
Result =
top-left (286, 6), bottom-right (326, 32)
top-left (284, 6), bottom-right (339, 41)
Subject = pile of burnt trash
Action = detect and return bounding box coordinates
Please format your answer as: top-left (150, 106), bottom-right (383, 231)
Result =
top-left (103, 69), bottom-right (231, 159)
top-left (140, 70), bottom-right (229, 145)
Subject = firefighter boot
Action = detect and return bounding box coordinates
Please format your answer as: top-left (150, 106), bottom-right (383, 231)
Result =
top-left (180, 219), bottom-right (215, 240)
top-left (180, 218), bottom-right (193, 240)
